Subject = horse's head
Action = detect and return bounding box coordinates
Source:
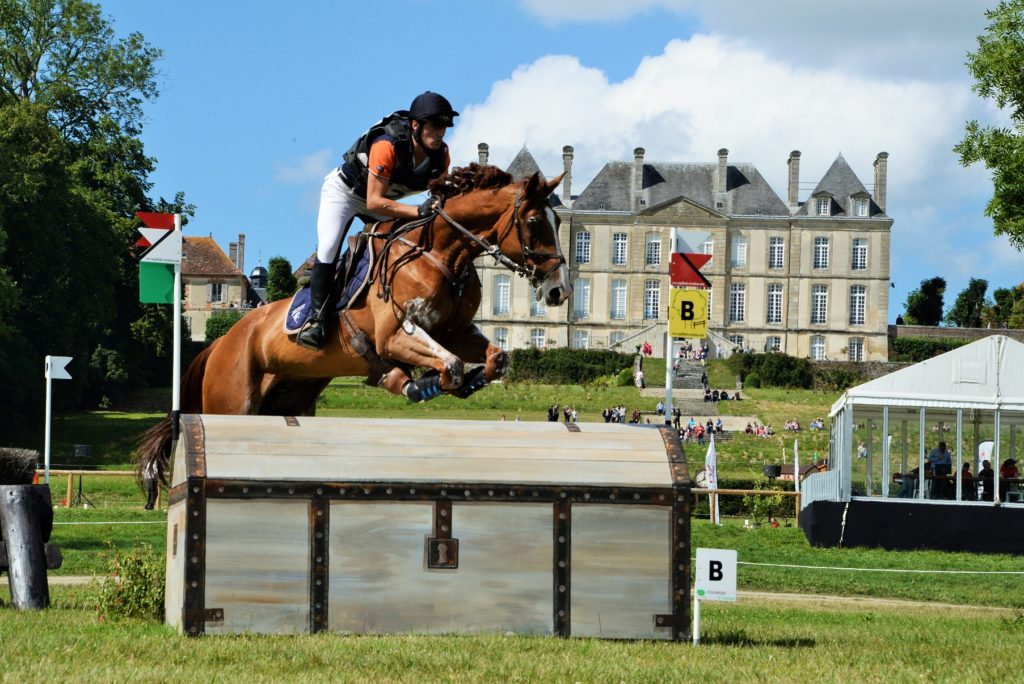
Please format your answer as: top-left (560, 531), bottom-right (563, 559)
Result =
top-left (506, 171), bottom-right (572, 306)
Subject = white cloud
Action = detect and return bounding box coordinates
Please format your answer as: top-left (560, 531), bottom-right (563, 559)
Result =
top-left (273, 148), bottom-right (334, 184)
top-left (520, 0), bottom-right (992, 80)
top-left (448, 32), bottom-right (1024, 313)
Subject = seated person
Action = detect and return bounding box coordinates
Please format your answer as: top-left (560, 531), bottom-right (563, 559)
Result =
top-left (721, 391), bottom-right (730, 401)
top-left (712, 389), bottom-right (720, 402)
top-left (960, 462), bottom-right (975, 501)
top-left (895, 467), bottom-right (919, 498)
top-left (978, 460), bottom-right (994, 501)
top-left (745, 422), bottom-right (754, 435)
top-left (704, 389), bottom-right (712, 402)
top-left (999, 458), bottom-right (1019, 502)
top-left (715, 418), bottom-right (724, 434)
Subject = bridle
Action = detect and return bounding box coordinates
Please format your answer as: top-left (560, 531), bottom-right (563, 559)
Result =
top-left (434, 188), bottom-right (565, 287)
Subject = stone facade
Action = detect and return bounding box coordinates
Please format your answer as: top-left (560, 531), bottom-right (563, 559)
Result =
top-left (473, 147), bottom-right (894, 361)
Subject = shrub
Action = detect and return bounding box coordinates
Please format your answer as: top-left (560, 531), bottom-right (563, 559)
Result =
top-left (507, 348), bottom-right (634, 385)
top-left (725, 352), bottom-right (812, 389)
top-left (891, 337), bottom-right (967, 362)
top-left (94, 542), bottom-right (165, 622)
top-left (742, 480), bottom-right (788, 525)
top-left (744, 373), bottom-right (761, 388)
top-left (814, 364), bottom-right (868, 391)
top-left (205, 309), bottom-right (246, 342)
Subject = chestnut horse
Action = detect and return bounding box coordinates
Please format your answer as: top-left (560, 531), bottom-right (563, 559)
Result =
top-left (137, 164), bottom-right (571, 482)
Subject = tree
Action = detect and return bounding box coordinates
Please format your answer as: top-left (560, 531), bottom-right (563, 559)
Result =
top-left (956, 0), bottom-right (1024, 249)
top-left (206, 310), bottom-right (245, 342)
top-left (902, 277), bottom-right (946, 326)
top-left (986, 285), bottom-right (1024, 327)
top-left (945, 278), bottom-right (989, 327)
top-left (266, 256), bottom-right (297, 302)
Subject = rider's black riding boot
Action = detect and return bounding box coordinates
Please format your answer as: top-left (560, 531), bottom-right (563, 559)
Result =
top-left (295, 261), bottom-right (335, 351)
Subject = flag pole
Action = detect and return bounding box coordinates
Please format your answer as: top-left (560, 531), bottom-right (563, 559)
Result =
top-left (171, 213), bottom-right (182, 441)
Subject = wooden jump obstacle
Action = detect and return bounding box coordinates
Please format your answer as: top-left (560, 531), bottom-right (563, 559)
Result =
top-left (165, 415), bottom-right (691, 639)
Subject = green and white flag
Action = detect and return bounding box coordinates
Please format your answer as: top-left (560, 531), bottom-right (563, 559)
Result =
top-left (139, 262), bottom-right (175, 304)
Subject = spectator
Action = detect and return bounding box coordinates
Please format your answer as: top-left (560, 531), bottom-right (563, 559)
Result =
top-left (960, 462), bottom-right (975, 501)
top-left (720, 391), bottom-right (730, 401)
top-left (704, 389), bottom-right (712, 402)
top-left (999, 458), bottom-right (1019, 502)
top-left (712, 389), bottom-right (719, 402)
top-left (978, 459), bottom-right (994, 501)
top-left (715, 418), bottom-right (724, 434)
top-left (642, 340), bottom-right (652, 357)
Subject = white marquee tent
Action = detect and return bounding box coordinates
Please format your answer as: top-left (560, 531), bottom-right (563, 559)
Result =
top-left (803, 335), bottom-right (1024, 508)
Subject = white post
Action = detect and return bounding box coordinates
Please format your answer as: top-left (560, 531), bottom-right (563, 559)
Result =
top-left (44, 371), bottom-right (52, 485)
top-left (172, 213), bottom-right (182, 441)
top-left (664, 329), bottom-right (673, 426)
top-left (692, 596), bottom-right (701, 645)
top-left (955, 409), bottom-right (963, 502)
top-left (881, 407), bottom-right (889, 498)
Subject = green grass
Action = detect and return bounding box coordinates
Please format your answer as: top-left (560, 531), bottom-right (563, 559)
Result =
top-left (1, 588), bottom-right (1021, 682)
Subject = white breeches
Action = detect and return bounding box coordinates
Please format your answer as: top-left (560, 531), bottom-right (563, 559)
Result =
top-left (315, 172), bottom-right (388, 264)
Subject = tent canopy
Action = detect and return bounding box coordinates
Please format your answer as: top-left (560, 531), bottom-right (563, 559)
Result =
top-left (830, 335), bottom-right (1024, 417)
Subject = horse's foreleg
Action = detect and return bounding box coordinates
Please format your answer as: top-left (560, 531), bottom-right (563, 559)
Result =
top-left (446, 325), bottom-right (509, 382)
top-left (382, 321), bottom-right (464, 390)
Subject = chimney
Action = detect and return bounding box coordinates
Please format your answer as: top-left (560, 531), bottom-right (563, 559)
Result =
top-left (561, 145), bottom-right (574, 204)
top-left (229, 241), bottom-right (238, 268)
top-left (873, 152), bottom-right (889, 213)
top-left (717, 148), bottom-right (729, 194)
top-left (477, 142), bottom-right (489, 165)
top-left (633, 147), bottom-right (645, 194)
top-left (238, 233), bottom-right (245, 272)
top-left (787, 150), bottom-right (801, 207)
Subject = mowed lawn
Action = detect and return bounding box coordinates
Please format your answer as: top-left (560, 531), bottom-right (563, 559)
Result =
top-left (1, 589), bottom-right (1021, 682)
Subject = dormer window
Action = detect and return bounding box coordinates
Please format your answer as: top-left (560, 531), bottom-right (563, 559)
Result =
top-left (815, 197), bottom-right (830, 216)
top-left (854, 197), bottom-right (869, 217)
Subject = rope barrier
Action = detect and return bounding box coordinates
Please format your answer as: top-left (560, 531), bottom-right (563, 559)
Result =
top-left (736, 560), bottom-right (1024, 575)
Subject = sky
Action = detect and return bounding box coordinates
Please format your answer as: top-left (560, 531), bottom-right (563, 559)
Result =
top-left (99, 0), bottom-right (1024, 321)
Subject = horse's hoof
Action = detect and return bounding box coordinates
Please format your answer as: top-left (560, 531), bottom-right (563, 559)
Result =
top-left (445, 359), bottom-right (465, 388)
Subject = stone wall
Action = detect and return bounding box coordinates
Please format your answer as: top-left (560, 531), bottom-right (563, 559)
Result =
top-left (888, 325), bottom-right (1024, 345)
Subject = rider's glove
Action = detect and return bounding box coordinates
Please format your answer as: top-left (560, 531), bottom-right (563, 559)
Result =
top-left (417, 197), bottom-right (438, 219)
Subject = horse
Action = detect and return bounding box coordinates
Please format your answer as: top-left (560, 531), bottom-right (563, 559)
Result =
top-left (137, 164), bottom-right (572, 483)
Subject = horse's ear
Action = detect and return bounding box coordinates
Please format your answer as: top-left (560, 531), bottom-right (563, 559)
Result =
top-left (524, 172), bottom-right (565, 200)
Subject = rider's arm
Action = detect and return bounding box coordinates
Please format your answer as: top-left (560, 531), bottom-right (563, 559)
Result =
top-left (364, 139), bottom-right (421, 219)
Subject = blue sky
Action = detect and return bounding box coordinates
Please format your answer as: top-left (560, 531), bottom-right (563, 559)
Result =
top-left (100, 0), bottom-right (1023, 321)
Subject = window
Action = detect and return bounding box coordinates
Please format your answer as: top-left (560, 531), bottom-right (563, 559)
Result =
top-left (208, 283), bottom-right (224, 303)
top-left (849, 285), bottom-right (866, 325)
top-left (494, 327), bottom-right (508, 351)
top-left (854, 198), bottom-right (869, 217)
top-left (730, 235), bottom-right (747, 268)
top-left (768, 237), bottom-right (784, 269)
top-left (813, 237), bottom-right (829, 269)
top-left (610, 279), bottom-right (627, 320)
top-left (530, 328), bottom-right (546, 349)
top-left (702, 239), bottom-right (714, 259)
top-left (852, 238), bottom-right (868, 270)
top-left (572, 330), bottom-right (589, 349)
top-left (811, 284), bottom-right (828, 324)
top-left (612, 233), bottom-right (628, 265)
top-left (810, 336), bottom-right (826, 360)
top-left (645, 233), bottom-right (661, 266)
top-left (575, 231), bottom-right (591, 264)
top-left (609, 331), bottom-right (625, 347)
top-left (573, 278), bottom-right (590, 319)
top-left (729, 283), bottom-right (745, 322)
top-left (643, 280), bottom-right (661, 319)
top-left (728, 334), bottom-right (744, 348)
top-left (492, 275), bottom-right (510, 315)
top-left (766, 283), bottom-right (783, 324)
top-left (848, 337), bottom-right (864, 362)
top-left (530, 289), bottom-right (547, 317)
top-left (816, 197), bottom-right (830, 216)
top-left (766, 336), bottom-right (782, 352)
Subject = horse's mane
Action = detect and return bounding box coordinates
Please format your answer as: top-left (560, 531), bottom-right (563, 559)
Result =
top-left (429, 163), bottom-right (514, 200)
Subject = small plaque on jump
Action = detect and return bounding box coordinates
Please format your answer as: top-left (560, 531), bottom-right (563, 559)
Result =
top-left (426, 537), bottom-right (459, 569)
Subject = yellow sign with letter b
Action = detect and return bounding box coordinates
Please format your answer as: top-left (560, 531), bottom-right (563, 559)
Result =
top-left (669, 288), bottom-right (709, 339)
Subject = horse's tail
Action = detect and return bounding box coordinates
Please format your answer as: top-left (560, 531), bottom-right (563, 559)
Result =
top-left (135, 341), bottom-right (217, 487)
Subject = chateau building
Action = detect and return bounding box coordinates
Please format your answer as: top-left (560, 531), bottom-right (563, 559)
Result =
top-left (472, 145), bottom-right (893, 361)
top-left (181, 233), bottom-right (262, 341)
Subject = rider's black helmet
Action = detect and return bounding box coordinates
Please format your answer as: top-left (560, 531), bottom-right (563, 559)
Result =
top-left (409, 91), bottom-right (459, 127)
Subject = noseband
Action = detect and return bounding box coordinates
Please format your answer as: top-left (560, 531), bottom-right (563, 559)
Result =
top-left (434, 189), bottom-right (565, 287)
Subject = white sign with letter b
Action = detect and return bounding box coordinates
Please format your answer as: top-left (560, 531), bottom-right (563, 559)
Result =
top-left (695, 547), bottom-right (737, 602)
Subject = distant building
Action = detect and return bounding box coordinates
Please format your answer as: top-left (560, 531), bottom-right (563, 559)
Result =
top-left (471, 145), bottom-right (893, 361)
top-left (181, 233), bottom-right (260, 341)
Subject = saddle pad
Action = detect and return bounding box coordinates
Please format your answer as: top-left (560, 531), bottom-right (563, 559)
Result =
top-left (283, 242), bottom-right (374, 336)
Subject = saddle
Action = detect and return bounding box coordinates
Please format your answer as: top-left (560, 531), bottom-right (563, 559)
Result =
top-left (283, 232), bottom-right (376, 337)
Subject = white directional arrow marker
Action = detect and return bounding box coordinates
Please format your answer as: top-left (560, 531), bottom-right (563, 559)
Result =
top-left (45, 355), bottom-right (73, 380)
top-left (44, 355), bottom-right (73, 484)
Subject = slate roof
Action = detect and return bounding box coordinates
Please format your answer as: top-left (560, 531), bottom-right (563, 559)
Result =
top-left (572, 160), bottom-right (789, 216)
top-left (795, 153), bottom-right (884, 217)
top-left (182, 237), bottom-right (244, 277)
top-left (505, 146), bottom-right (544, 181)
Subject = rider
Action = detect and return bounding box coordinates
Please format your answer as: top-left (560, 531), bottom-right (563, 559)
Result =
top-left (296, 91), bottom-right (458, 350)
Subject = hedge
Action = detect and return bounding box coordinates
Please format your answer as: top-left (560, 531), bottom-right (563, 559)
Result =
top-left (891, 336), bottom-right (967, 362)
top-left (507, 348), bottom-right (634, 385)
top-left (725, 352), bottom-right (813, 389)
